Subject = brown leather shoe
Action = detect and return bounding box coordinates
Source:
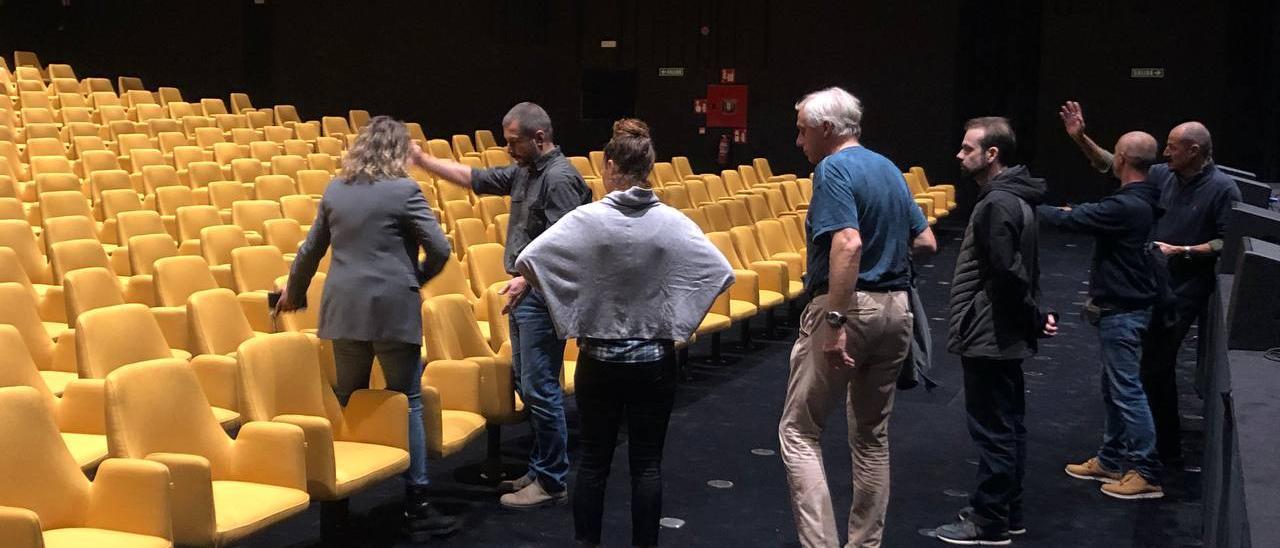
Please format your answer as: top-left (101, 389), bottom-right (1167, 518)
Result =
top-left (1064, 457), bottom-right (1123, 483)
top-left (499, 479), bottom-right (567, 510)
top-left (1101, 470), bottom-right (1165, 500)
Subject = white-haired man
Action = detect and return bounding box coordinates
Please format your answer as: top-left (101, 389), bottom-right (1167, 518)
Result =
top-left (778, 86), bottom-right (937, 548)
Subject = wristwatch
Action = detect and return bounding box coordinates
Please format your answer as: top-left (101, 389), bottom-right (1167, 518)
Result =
top-left (1182, 245), bottom-right (1192, 256)
top-left (825, 310), bottom-right (848, 328)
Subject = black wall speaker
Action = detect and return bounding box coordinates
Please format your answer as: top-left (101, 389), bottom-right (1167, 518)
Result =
top-left (1233, 178), bottom-right (1273, 209)
top-left (1226, 237), bottom-right (1280, 351)
top-left (1220, 203), bottom-right (1280, 274)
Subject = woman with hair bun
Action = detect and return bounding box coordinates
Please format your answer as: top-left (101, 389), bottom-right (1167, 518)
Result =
top-left (516, 118), bottom-right (734, 547)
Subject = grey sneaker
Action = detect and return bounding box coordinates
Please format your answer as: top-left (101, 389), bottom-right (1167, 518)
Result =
top-left (935, 519), bottom-right (1011, 546)
top-left (958, 506), bottom-right (1025, 535)
top-left (499, 479), bottom-right (567, 510)
top-left (497, 472), bottom-right (534, 494)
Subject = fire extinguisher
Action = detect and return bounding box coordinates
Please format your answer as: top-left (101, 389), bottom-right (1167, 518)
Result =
top-left (717, 134), bottom-right (730, 166)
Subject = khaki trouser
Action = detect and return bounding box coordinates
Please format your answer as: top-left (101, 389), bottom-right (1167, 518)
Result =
top-left (779, 291), bottom-right (913, 548)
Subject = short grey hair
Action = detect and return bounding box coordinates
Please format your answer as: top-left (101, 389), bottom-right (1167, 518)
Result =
top-left (1176, 121), bottom-right (1213, 159)
top-left (502, 101), bottom-right (553, 141)
top-left (795, 87), bottom-right (863, 139)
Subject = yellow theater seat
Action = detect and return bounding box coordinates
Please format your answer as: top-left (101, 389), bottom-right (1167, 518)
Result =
top-left (0, 385), bottom-right (174, 548)
top-left (75, 303), bottom-right (240, 430)
top-left (0, 282), bottom-right (77, 395)
top-left (237, 332), bottom-right (412, 500)
top-left (0, 325), bottom-right (108, 471)
top-left (104, 359), bottom-right (310, 547)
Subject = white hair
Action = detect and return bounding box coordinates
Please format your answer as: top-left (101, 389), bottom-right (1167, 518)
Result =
top-left (795, 87), bottom-right (863, 139)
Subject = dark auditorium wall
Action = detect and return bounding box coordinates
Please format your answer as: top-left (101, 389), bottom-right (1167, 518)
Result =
top-left (3, 0), bottom-right (1277, 205)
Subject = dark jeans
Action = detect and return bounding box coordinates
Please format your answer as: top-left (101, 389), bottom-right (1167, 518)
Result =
top-left (962, 357), bottom-right (1026, 531)
top-left (510, 288), bottom-right (570, 491)
top-left (573, 352), bottom-right (677, 547)
top-left (1140, 291), bottom-right (1206, 464)
top-left (332, 339), bottom-right (428, 486)
top-left (1096, 307), bottom-right (1162, 482)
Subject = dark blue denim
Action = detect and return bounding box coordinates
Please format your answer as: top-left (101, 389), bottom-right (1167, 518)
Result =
top-left (509, 288), bottom-right (569, 491)
top-left (1096, 307), bottom-right (1162, 482)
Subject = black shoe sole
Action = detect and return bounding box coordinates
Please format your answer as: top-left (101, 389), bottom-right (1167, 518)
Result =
top-left (404, 521), bottom-right (462, 541)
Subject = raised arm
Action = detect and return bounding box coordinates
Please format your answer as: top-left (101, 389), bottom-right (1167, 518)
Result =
top-left (1060, 101), bottom-right (1115, 173)
top-left (408, 143), bottom-right (474, 187)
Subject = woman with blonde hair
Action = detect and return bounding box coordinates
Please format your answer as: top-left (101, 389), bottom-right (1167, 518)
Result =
top-left (276, 115), bottom-right (457, 540)
top-left (516, 119), bottom-right (734, 546)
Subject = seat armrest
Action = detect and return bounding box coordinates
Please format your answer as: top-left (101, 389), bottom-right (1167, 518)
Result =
top-left (51, 327), bottom-right (78, 373)
top-left (423, 359), bottom-right (484, 416)
top-left (236, 291), bottom-right (273, 333)
top-left (38, 284), bottom-right (66, 323)
top-left (272, 414), bottom-right (337, 498)
top-left (728, 269), bottom-right (760, 305)
top-left (748, 260), bottom-right (789, 294)
top-left (189, 354), bottom-right (239, 414)
top-left (146, 452), bottom-right (215, 548)
top-left (339, 389), bottom-right (408, 450)
top-left (55, 378), bottom-right (106, 435)
top-left (0, 506), bottom-right (43, 548)
top-left (86, 458), bottom-right (173, 541)
top-left (420, 385), bottom-right (445, 459)
top-left (150, 306), bottom-right (189, 352)
top-left (230, 421), bottom-right (307, 491)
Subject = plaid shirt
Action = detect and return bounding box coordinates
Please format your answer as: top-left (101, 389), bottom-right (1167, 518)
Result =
top-left (579, 338), bottom-right (672, 364)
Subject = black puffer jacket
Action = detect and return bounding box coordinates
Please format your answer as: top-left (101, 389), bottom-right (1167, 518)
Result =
top-left (947, 165), bottom-right (1049, 360)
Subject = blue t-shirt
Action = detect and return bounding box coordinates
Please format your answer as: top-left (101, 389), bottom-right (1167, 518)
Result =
top-left (804, 146), bottom-right (928, 293)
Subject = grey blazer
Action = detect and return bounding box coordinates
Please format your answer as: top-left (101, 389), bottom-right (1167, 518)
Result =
top-left (286, 176), bottom-right (451, 346)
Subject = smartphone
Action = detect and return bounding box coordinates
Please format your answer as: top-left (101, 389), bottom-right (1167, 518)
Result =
top-left (267, 290), bottom-right (282, 310)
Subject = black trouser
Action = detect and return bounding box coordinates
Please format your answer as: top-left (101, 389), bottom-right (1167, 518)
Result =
top-left (573, 352), bottom-right (677, 547)
top-left (962, 357), bottom-right (1026, 531)
top-left (1139, 290), bottom-right (1207, 464)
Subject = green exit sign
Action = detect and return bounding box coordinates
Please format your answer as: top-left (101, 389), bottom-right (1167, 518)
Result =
top-left (1130, 68), bottom-right (1165, 79)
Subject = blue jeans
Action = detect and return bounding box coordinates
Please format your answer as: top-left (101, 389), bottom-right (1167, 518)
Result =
top-left (1096, 307), bottom-right (1162, 482)
top-left (331, 339), bottom-right (429, 486)
top-left (510, 288), bottom-right (569, 491)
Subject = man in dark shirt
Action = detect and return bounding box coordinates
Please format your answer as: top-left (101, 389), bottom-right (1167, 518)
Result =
top-left (1040, 131), bottom-right (1165, 500)
top-left (411, 102), bottom-right (591, 509)
top-left (1059, 103), bottom-right (1241, 464)
top-left (778, 86), bottom-right (936, 548)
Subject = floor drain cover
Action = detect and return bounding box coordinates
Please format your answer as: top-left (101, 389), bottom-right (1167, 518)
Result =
top-left (943, 489), bottom-right (968, 498)
top-left (751, 448), bottom-right (776, 456)
top-left (707, 480), bottom-right (734, 489)
top-left (659, 517), bottom-right (686, 529)
top-left (918, 528), bottom-right (939, 538)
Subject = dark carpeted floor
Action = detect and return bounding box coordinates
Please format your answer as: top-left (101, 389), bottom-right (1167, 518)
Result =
top-left (246, 221), bottom-right (1206, 547)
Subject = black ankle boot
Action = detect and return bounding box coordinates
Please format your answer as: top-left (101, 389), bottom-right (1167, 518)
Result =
top-left (404, 485), bottom-right (461, 541)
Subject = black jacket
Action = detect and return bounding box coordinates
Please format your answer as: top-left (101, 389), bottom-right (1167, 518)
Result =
top-left (947, 165), bottom-right (1048, 360)
top-left (1038, 181), bottom-right (1161, 309)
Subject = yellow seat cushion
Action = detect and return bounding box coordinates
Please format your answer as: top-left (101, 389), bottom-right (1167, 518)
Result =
top-left (785, 280), bottom-right (805, 300)
top-left (758, 290), bottom-right (786, 309)
top-left (478, 321), bottom-right (490, 341)
top-left (727, 300), bottom-right (758, 322)
top-left (330, 441), bottom-right (409, 499)
top-left (61, 432), bottom-right (109, 470)
top-left (39, 371), bottom-right (77, 396)
top-left (560, 360), bottom-right (577, 395)
top-left (697, 313), bottom-right (732, 335)
top-left (440, 410), bottom-right (487, 456)
top-left (211, 406), bottom-right (241, 428)
top-left (43, 528), bottom-right (171, 548)
top-left (212, 480), bottom-right (310, 545)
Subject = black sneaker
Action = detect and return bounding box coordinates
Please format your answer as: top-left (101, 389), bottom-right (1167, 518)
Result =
top-left (958, 506), bottom-right (1025, 535)
top-left (404, 486), bottom-right (461, 541)
top-left (935, 519), bottom-right (1011, 546)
